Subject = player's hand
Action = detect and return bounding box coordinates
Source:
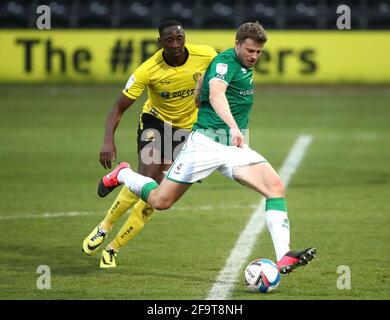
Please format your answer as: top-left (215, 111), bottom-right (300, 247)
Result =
top-left (100, 140), bottom-right (117, 169)
top-left (230, 127), bottom-right (245, 148)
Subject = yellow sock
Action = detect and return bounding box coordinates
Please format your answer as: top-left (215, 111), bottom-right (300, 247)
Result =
top-left (100, 186), bottom-right (139, 230)
top-left (111, 200), bottom-right (155, 250)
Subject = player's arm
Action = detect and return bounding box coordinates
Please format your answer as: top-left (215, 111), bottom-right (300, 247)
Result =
top-left (209, 79), bottom-right (244, 147)
top-left (194, 74), bottom-right (204, 108)
top-left (101, 65), bottom-right (146, 169)
top-left (100, 93), bottom-right (135, 169)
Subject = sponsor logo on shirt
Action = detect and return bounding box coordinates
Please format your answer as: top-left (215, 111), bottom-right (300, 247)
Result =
top-left (215, 74), bottom-right (226, 81)
top-left (125, 74), bottom-right (135, 89)
top-left (160, 89), bottom-right (196, 99)
top-left (239, 89), bottom-right (254, 96)
top-left (160, 92), bottom-right (170, 98)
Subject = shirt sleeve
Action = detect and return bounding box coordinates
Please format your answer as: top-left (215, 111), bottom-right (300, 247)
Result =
top-left (208, 54), bottom-right (238, 86)
top-left (122, 65), bottom-right (148, 100)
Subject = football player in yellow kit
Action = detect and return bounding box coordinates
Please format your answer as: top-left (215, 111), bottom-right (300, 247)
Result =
top-left (82, 20), bottom-right (217, 268)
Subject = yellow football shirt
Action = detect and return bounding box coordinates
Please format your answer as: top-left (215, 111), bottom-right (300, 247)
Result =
top-left (122, 44), bottom-right (217, 130)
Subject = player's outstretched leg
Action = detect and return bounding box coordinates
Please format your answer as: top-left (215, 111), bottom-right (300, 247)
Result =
top-left (264, 196), bottom-right (316, 275)
top-left (98, 161), bottom-right (158, 203)
top-left (277, 247), bottom-right (317, 274)
top-left (98, 162), bottom-right (130, 197)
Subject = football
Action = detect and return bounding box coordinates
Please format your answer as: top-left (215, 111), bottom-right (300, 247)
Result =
top-left (244, 258), bottom-right (281, 293)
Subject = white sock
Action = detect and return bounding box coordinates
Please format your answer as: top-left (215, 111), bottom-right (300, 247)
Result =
top-left (265, 210), bottom-right (291, 261)
top-left (117, 168), bottom-right (155, 197)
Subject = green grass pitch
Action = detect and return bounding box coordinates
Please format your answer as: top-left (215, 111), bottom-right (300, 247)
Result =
top-left (0, 84), bottom-right (389, 299)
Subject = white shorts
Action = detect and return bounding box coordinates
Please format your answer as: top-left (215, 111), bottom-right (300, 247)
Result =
top-left (166, 131), bottom-right (267, 184)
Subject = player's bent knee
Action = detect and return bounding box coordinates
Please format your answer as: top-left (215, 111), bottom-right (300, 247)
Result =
top-left (153, 198), bottom-right (174, 211)
top-left (269, 179), bottom-right (285, 197)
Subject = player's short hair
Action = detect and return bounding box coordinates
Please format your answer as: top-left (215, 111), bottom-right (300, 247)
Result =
top-left (159, 20), bottom-right (183, 37)
top-left (236, 21), bottom-right (267, 44)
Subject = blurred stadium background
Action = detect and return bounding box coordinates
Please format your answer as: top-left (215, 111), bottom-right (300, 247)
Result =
top-left (1, 0), bottom-right (390, 29)
top-left (0, 1), bottom-right (389, 300)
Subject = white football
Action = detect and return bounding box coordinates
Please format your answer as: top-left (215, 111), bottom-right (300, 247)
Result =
top-left (244, 258), bottom-right (281, 293)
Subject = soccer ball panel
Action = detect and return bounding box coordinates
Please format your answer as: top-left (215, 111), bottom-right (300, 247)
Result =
top-left (244, 258), bottom-right (281, 293)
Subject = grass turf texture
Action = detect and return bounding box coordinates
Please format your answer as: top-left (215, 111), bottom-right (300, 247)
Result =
top-left (0, 85), bottom-right (389, 299)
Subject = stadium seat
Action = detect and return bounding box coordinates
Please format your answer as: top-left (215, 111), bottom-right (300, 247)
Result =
top-left (366, 0), bottom-right (390, 29)
top-left (202, 0), bottom-right (237, 29)
top-left (77, 0), bottom-right (113, 28)
top-left (243, 0), bottom-right (280, 29)
top-left (0, 0), bottom-right (388, 30)
top-left (159, 0), bottom-right (198, 28)
top-left (0, 0), bottom-right (31, 28)
top-left (45, 0), bottom-right (76, 28)
top-left (118, 0), bottom-right (155, 28)
top-left (284, 0), bottom-right (321, 29)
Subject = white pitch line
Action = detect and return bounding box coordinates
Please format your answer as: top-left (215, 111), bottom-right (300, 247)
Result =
top-left (206, 134), bottom-right (314, 300)
top-left (0, 204), bottom-right (258, 221)
top-left (0, 211), bottom-right (96, 220)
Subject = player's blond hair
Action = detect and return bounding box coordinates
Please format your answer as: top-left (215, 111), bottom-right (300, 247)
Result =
top-left (236, 21), bottom-right (267, 44)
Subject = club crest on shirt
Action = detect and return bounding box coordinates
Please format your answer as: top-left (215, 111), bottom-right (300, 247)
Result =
top-left (216, 63), bottom-right (228, 75)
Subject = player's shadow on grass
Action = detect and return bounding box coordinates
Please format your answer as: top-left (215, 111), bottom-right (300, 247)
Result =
top-left (0, 243), bottom-right (231, 282)
top-left (129, 269), bottom-right (213, 284)
top-left (53, 248), bottom-right (114, 276)
top-left (0, 243), bottom-right (103, 276)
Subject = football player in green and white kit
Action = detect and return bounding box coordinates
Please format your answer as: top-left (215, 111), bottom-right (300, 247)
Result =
top-left (97, 22), bottom-right (316, 274)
